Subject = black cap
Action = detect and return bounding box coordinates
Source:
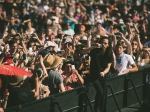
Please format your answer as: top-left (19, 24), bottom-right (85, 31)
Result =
top-left (38, 49), bottom-right (49, 57)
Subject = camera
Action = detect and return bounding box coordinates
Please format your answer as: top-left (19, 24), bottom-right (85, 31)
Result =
top-left (23, 53), bottom-right (27, 60)
top-left (33, 69), bottom-right (43, 79)
top-left (114, 32), bottom-right (120, 35)
top-left (30, 34), bottom-right (36, 38)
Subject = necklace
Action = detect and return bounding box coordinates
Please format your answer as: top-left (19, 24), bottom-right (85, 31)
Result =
top-left (116, 53), bottom-right (124, 64)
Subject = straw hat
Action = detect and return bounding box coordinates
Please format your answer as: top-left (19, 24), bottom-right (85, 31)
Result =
top-left (43, 54), bottom-right (62, 69)
top-left (9, 76), bottom-right (24, 86)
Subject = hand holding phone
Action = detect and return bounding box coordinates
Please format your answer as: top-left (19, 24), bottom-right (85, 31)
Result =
top-left (23, 53), bottom-right (27, 60)
top-left (71, 65), bottom-right (75, 69)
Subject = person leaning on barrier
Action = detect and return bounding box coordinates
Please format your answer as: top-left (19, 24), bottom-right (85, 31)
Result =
top-left (82, 37), bottom-right (113, 112)
top-left (28, 55), bottom-right (50, 99)
top-left (61, 61), bottom-right (84, 90)
top-left (40, 53), bottom-right (65, 95)
top-left (7, 75), bottom-right (39, 108)
top-left (113, 42), bottom-right (138, 76)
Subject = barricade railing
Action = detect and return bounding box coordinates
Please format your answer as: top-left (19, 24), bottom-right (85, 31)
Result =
top-left (5, 68), bottom-right (148, 112)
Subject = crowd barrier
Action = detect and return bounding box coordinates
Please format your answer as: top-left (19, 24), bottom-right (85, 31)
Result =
top-left (5, 68), bottom-right (149, 112)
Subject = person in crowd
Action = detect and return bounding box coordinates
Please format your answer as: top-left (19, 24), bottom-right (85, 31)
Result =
top-left (82, 37), bottom-right (113, 112)
top-left (82, 15), bottom-right (91, 25)
top-left (78, 25), bottom-right (87, 38)
top-left (46, 28), bottom-right (53, 39)
top-left (0, 0), bottom-right (150, 110)
top-left (38, 29), bottom-right (46, 45)
top-left (61, 61), bottom-right (84, 90)
top-left (7, 75), bottom-right (39, 107)
top-left (28, 55), bottom-right (50, 99)
top-left (63, 12), bottom-right (77, 30)
top-left (78, 55), bottom-right (90, 77)
top-left (114, 42), bottom-right (138, 76)
top-left (25, 21), bottom-right (35, 35)
top-left (7, 16), bottom-right (19, 33)
top-left (56, 62), bottom-right (63, 75)
top-left (19, 7), bottom-right (30, 23)
top-left (64, 42), bottom-right (74, 61)
top-left (48, 16), bottom-right (62, 36)
top-left (136, 47), bottom-right (150, 69)
top-left (63, 22), bottom-right (75, 37)
top-left (131, 34), bottom-right (143, 59)
top-left (113, 32), bottom-right (132, 55)
top-left (93, 22), bottom-right (111, 37)
top-left (40, 53), bottom-right (65, 95)
top-left (89, 11), bottom-right (95, 25)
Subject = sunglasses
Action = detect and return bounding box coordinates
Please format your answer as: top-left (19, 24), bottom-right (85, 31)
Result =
top-left (97, 23), bottom-right (101, 26)
top-left (132, 43), bottom-right (137, 45)
top-left (66, 65), bottom-right (72, 68)
top-left (102, 42), bottom-right (108, 45)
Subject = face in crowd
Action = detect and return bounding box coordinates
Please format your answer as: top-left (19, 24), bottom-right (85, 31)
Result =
top-left (65, 63), bottom-right (72, 73)
top-left (131, 41), bottom-right (138, 49)
top-left (101, 38), bottom-right (109, 51)
top-left (143, 50), bottom-right (150, 59)
top-left (115, 44), bottom-right (124, 55)
top-left (80, 25), bottom-right (85, 32)
top-left (66, 23), bottom-right (70, 30)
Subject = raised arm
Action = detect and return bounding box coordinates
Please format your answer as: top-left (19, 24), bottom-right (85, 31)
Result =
top-left (73, 69), bottom-right (84, 85)
top-left (38, 55), bottom-right (48, 77)
top-left (133, 23), bottom-right (139, 34)
top-left (82, 44), bottom-right (101, 55)
top-left (136, 34), bottom-right (143, 51)
top-left (34, 75), bottom-right (40, 98)
top-left (112, 35), bottom-right (117, 51)
top-left (120, 32), bottom-right (132, 55)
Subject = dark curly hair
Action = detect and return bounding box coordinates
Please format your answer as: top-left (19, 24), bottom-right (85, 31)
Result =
top-left (99, 36), bottom-right (113, 59)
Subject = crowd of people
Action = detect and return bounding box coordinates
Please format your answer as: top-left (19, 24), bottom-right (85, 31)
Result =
top-left (0, 0), bottom-right (150, 112)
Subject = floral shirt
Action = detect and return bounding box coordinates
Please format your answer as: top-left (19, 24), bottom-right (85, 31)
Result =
top-left (61, 72), bottom-right (78, 90)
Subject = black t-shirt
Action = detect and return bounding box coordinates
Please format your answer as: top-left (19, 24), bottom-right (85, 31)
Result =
top-left (89, 48), bottom-right (113, 81)
top-left (19, 14), bottom-right (30, 23)
top-left (7, 87), bottom-right (34, 107)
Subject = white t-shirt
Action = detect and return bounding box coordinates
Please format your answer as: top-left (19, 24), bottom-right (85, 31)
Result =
top-left (115, 54), bottom-right (135, 76)
top-left (63, 29), bottom-right (75, 37)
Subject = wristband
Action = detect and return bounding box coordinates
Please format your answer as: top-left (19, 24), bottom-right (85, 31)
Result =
top-left (41, 63), bottom-right (44, 65)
